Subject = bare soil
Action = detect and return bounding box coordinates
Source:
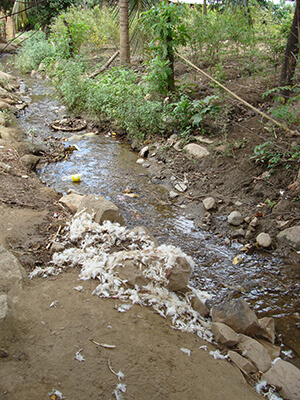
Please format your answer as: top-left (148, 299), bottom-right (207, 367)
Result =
top-left (0, 57), bottom-right (299, 399)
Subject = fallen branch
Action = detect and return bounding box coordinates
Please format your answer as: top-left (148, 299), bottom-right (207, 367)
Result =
top-left (177, 53), bottom-right (300, 137)
top-left (88, 51), bottom-right (120, 79)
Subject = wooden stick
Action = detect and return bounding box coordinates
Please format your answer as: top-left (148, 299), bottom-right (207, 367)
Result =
top-left (88, 50), bottom-right (120, 79)
top-left (176, 53), bottom-right (300, 137)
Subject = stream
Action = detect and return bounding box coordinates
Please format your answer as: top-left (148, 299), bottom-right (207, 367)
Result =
top-left (1, 57), bottom-right (299, 364)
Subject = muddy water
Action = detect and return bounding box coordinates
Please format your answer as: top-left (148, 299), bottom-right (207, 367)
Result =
top-left (2, 60), bottom-right (299, 363)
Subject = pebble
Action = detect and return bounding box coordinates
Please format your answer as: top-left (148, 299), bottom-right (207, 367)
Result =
top-left (228, 211), bottom-right (243, 226)
top-left (256, 232), bottom-right (272, 248)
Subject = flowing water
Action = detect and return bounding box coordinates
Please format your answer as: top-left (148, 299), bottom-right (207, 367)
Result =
top-left (2, 58), bottom-right (299, 364)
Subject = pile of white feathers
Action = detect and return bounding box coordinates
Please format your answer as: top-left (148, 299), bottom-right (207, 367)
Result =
top-left (30, 211), bottom-right (213, 341)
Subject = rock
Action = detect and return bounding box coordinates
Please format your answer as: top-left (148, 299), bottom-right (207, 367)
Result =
top-left (0, 126), bottom-right (24, 141)
top-left (273, 199), bottom-right (294, 213)
top-left (0, 100), bottom-right (15, 112)
top-left (0, 294), bottom-right (17, 337)
top-left (106, 246), bottom-right (192, 292)
top-left (127, 226), bottom-right (158, 247)
top-left (0, 246), bottom-right (26, 297)
top-left (195, 136), bottom-right (214, 144)
top-left (258, 317), bottom-right (276, 344)
top-left (256, 339), bottom-right (280, 360)
top-left (139, 146), bottom-right (149, 158)
top-left (228, 350), bottom-right (257, 375)
top-left (59, 192), bottom-right (84, 214)
top-left (169, 190), bottom-right (179, 199)
top-left (238, 334), bottom-right (271, 372)
top-left (256, 232), bottom-right (272, 248)
top-left (173, 140), bottom-right (183, 151)
top-left (277, 225), bottom-right (300, 251)
top-left (245, 230), bottom-right (254, 240)
top-left (249, 217), bottom-right (259, 228)
top-left (228, 211), bottom-right (243, 226)
top-left (50, 242), bottom-right (66, 253)
top-left (231, 229), bottom-right (245, 238)
top-left (190, 296), bottom-right (209, 318)
top-left (262, 359), bottom-right (300, 400)
top-left (174, 182), bottom-right (187, 192)
top-left (211, 298), bottom-right (260, 336)
top-left (211, 322), bottom-right (240, 347)
top-left (19, 83), bottom-right (29, 94)
top-left (203, 197), bottom-right (216, 211)
top-left (136, 158), bottom-right (144, 165)
top-left (183, 143), bottom-right (210, 158)
top-left (77, 195), bottom-right (125, 225)
top-left (20, 154), bottom-right (40, 171)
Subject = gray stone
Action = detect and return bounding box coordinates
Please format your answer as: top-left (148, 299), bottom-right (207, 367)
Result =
top-left (203, 197), bottom-right (216, 211)
top-left (174, 182), bottom-right (187, 192)
top-left (256, 232), bottom-right (272, 248)
top-left (19, 83), bottom-right (29, 94)
top-left (211, 298), bottom-right (260, 336)
top-left (59, 192), bottom-right (84, 214)
top-left (173, 140), bottom-right (183, 151)
top-left (195, 136), bottom-right (214, 144)
top-left (77, 195), bottom-right (125, 225)
top-left (190, 296), bottom-right (209, 318)
top-left (0, 246), bottom-right (26, 297)
top-left (258, 317), bottom-right (276, 344)
top-left (262, 359), bottom-right (300, 400)
top-left (238, 334), bottom-right (271, 373)
top-left (169, 190), bottom-right (179, 199)
top-left (231, 229), bottom-right (245, 238)
top-left (139, 146), bottom-right (149, 158)
top-left (277, 225), bottom-right (300, 251)
top-left (183, 143), bottom-right (210, 158)
top-left (0, 294), bottom-right (17, 337)
top-left (228, 350), bottom-right (257, 375)
top-left (273, 199), bottom-right (294, 213)
top-left (211, 322), bottom-right (240, 347)
top-left (20, 154), bottom-right (40, 171)
top-left (50, 242), bottom-right (66, 254)
top-left (249, 217), bottom-right (259, 228)
top-left (228, 211), bottom-right (243, 226)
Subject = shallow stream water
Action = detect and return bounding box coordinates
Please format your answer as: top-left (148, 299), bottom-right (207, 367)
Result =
top-left (1, 57), bottom-right (299, 364)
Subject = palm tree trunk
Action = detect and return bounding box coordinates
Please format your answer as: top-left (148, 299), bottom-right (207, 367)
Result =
top-left (280, 5), bottom-right (299, 99)
top-left (119, 0), bottom-right (130, 66)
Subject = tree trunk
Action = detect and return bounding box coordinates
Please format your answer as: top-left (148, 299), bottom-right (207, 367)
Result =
top-left (280, 5), bottom-right (299, 99)
top-left (119, 0), bottom-right (130, 66)
top-left (297, 0), bottom-right (300, 49)
top-left (203, 0), bottom-right (207, 16)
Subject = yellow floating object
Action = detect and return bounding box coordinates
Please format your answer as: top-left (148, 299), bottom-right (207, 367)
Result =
top-left (72, 174), bottom-right (81, 182)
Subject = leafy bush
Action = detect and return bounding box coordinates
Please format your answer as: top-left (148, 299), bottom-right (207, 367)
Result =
top-left (15, 31), bottom-right (56, 73)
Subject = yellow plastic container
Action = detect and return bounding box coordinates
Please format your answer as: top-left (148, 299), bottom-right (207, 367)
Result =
top-left (72, 174), bottom-right (81, 182)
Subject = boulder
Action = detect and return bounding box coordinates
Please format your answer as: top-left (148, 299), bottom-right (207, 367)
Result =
top-left (183, 143), bottom-right (210, 158)
top-left (203, 197), bottom-right (216, 211)
top-left (211, 298), bottom-right (260, 336)
top-left (262, 359), bottom-right (300, 400)
top-left (0, 246), bottom-right (26, 297)
top-left (256, 232), bottom-right (272, 248)
top-left (211, 322), bottom-right (240, 347)
top-left (190, 295), bottom-right (210, 318)
top-left (20, 154), bottom-right (40, 171)
top-left (228, 211), bottom-right (243, 226)
top-left (238, 334), bottom-right (271, 373)
top-left (228, 350), bottom-right (257, 375)
top-left (59, 192), bottom-right (84, 214)
top-left (127, 226), bottom-right (158, 247)
top-left (256, 339), bottom-right (280, 361)
top-left (0, 294), bottom-right (17, 337)
top-left (258, 317), bottom-right (276, 344)
top-left (277, 225), bottom-right (300, 251)
top-left (77, 195), bottom-right (125, 225)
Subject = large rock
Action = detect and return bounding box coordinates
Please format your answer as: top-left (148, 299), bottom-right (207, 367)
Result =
top-left (237, 334), bottom-right (271, 373)
top-left (183, 143), bottom-right (210, 158)
top-left (20, 154), bottom-right (40, 171)
top-left (228, 211), bottom-right (243, 226)
top-left (262, 359), bottom-right (300, 400)
top-left (277, 225), bottom-right (300, 251)
top-left (256, 232), bottom-right (272, 248)
top-left (256, 339), bottom-right (280, 361)
top-left (0, 245), bottom-right (26, 297)
top-left (211, 322), bottom-right (240, 347)
top-left (228, 350), bottom-right (257, 375)
top-left (77, 195), bottom-right (125, 225)
top-left (104, 245), bottom-right (192, 292)
top-left (211, 298), bottom-right (260, 336)
top-left (59, 192), bottom-right (84, 214)
top-left (190, 295), bottom-right (209, 318)
top-left (0, 294), bottom-right (17, 337)
top-left (258, 317), bottom-right (276, 344)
